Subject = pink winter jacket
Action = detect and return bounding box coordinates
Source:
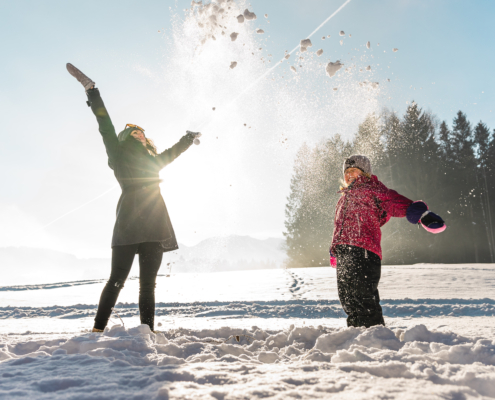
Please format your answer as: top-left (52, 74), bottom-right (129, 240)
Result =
top-left (330, 175), bottom-right (413, 260)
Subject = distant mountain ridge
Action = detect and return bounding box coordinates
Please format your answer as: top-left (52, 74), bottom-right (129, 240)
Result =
top-left (0, 236), bottom-right (287, 285)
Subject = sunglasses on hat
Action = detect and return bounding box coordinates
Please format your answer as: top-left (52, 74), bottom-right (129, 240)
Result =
top-left (125, 123), bottom-right (145, 133)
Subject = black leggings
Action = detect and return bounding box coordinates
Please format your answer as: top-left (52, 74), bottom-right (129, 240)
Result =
top-left (94, 242), bottom-right (163, 331)
top-left (335, 245), bottom-right (385, 328)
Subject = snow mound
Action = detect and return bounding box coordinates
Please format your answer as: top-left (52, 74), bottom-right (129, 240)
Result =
top-left (2, 324), bottom-right (495, 398)
top-left (300, 39), bottom-right (312, 53)
top-left (316, 49), bottom-right (323, 56)
top-left (325, 61), bottom-right (343, 78)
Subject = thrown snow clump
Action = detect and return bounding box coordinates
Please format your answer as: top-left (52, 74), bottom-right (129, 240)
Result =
top-left (194, 139), bottom-right (200, 145)
top-left (316, 49), bottom-right (323, 57)
top-left (256, 29), bottom-right (264, 34)
top-left (393, 48), bottom-right (399, 52)
top-left (230, 61), bottom-right (237, 69)
top-left (340, 40), bottom-right (343, 45)
top-left (264, 14), bottom-right (268, 18)
top-left (333, 88), bottom-right (338, 91)
top-left (243, 9), bottom-right (257, 20)
top-left (290, 66), bottom-right (297, 73)
top-left (230, 32), bottom-right (238, 41)
top-left (325, 61), bottom-right (343, 78)
top-left (322, 36), bottom-right (326, 40)
top-left (339, 30), bottom-right (345, 36)
top-left (366, 41), bottom-right (370, 49)
top-left (300, 39), bottom-right (312, 53)
top-left (284, 54), bottom-right (290, 60)
top-left (366, 65), bottom-right (371, 71)
top-left (360, 81), bottom-right (379, 89)
top-left (237, 14), bottom-right (244, 23)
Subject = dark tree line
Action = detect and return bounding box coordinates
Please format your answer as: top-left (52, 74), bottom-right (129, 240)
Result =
top-left (284, 102), bottom-right (495, 267)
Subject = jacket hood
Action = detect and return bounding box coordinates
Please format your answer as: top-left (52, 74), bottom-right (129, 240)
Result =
top-left (118, 126), bottom-right (143, 142)
top-left (339, 174), bottom-right (378, 193)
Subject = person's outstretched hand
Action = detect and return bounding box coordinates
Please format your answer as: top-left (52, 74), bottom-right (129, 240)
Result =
top-left (406, 201), bottom-right (446, 233)
top-left (186, 131), bottom-right (202, 145)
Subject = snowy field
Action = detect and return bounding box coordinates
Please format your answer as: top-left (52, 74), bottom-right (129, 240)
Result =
top-left (1, 264), bottom-right (495, 399)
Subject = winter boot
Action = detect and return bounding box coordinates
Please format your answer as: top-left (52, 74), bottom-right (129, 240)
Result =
top-left (66, 63), bottom-right (95, 91)
top-left (92, 328), bottom-right (104, 333)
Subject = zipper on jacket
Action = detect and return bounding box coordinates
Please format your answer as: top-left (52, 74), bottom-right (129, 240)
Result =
top-left (337, 194), bottom-right (349, 241)
top-left (365, 249), bottom-right (368, 258)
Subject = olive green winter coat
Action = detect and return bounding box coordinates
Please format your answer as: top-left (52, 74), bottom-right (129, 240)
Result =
top-left (87, 88), bottom-right (194, 252)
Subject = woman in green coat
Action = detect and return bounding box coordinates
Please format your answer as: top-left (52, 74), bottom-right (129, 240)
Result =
top-left (67, 63), bottom-right (200, 332)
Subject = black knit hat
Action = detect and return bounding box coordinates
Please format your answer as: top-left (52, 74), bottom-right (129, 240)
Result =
top-left (118, 126), bottom-right (143, 142)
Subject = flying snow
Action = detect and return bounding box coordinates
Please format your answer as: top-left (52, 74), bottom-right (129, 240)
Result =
top-left (243, 9), bottom-right (257, 20)
top-left (339, 30), bottom-right (345, 36)
top-left (366, 41), bottom-right (370, 49)
top-left (237, 14), bottom-right (244, 23)
top-left (300, 39), bottom-right (312, 53)
top-left (256, 29), bottom-right (264, 34)
top-left (325, 60), bottom-right (343, 78)
top-left (290, 66), bottom-right (297, 73)
top-left (230, 32), bottom-right (238, 41)
top-left (316, 49), bottom-right (323, 56)
top-left (366, 65), bottom-right (371, 71)
top-left (393, 48), bottom-right (399, 52)
top-left (230, 61), bottom-right (237, 69)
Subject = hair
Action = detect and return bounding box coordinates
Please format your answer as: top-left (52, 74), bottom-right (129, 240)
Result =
top-left (339, 170), bottom-right (372, 190)
top-left (144, 138), bottom-right (158, 156)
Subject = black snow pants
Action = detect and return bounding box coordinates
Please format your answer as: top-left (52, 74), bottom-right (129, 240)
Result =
top-left (334, 245), bottom-right (385, 328)
top-left (94, 242), bottom-right (163, 331)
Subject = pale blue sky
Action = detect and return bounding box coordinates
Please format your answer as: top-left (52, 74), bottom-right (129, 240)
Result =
top-left (1, 0), bottom-right (494, 258)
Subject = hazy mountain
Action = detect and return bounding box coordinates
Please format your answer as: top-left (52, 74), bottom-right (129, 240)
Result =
top-left (0, 236), bottom-right (287, 285)
top-left (0, 247), bottom-right (110, 286)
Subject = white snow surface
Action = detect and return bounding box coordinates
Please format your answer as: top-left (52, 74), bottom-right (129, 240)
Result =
top-left (326, 60), bottom-right (343, 78)
top-left (1, 264), bottom-right (495, 399)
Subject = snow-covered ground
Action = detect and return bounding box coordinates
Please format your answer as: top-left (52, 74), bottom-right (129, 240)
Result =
top-left (1, 264), bottom-right (495, 399)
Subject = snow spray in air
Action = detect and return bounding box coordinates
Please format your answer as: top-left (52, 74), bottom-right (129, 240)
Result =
top-left (135, 0), bottom-right (384, 271)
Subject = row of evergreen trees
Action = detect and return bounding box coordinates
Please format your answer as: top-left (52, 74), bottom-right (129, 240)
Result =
top-left (284, 102), bottom-right (495, 266)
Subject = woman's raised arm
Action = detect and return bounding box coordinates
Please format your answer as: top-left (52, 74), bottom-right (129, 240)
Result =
top-left (155, 131), bottom-right (197, 169)
top-left (86, 88), bottom-right (119, 167)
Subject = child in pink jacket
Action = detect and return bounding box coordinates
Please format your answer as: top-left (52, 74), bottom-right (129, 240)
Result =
top-left (330, 155), bottom-right (445, 328)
